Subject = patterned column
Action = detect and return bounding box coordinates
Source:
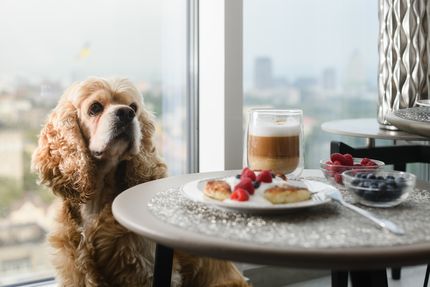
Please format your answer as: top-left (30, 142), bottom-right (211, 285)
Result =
top-left (378, 0), bottom-right (430, 129)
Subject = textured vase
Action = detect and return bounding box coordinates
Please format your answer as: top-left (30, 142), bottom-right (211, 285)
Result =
top-left (378, 0), bottom-right (430, 129)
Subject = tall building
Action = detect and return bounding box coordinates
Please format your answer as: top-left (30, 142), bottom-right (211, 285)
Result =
top-left (254, 57), bottom-right (273, 89)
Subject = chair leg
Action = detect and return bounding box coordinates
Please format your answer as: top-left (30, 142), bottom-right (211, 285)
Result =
top-left (424, 264), bottom-right (430, 287)
top-left (391, 267), bottom-right (401, 280)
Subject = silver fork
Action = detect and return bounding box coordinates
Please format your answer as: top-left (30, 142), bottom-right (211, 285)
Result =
top-left (324, 189), bottom-right (405, 236)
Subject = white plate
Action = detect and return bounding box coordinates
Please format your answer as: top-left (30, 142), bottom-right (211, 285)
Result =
top-left (181, 178), bottom-right (333, 213)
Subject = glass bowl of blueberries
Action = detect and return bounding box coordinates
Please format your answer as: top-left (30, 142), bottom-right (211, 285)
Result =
top-left (342, 170), bottom-right (416, 208)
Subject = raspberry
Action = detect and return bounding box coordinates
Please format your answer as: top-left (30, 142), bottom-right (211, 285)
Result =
top-left (343, 154), bottom-right (353, 166)
top-left (330, 160), bottom-right (343, 173)
top-left (234, 177), bottom-right (255, 195)
top-left (256, 170), bottom-right (273, 183)
top-left (230, 188), bottom-right (249, 201)
top-left (230, 191), bottom-right (239, 200)
top-left (240, 167), bottom-right (256, 181)
top-left (331, 153), bottom-right (347, 165)
top-left (360, 158), bottom-right (370, 165)
top-left (366, 160), bottom-right (377, 167)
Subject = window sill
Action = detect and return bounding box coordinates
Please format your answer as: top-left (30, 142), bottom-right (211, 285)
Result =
top-left (2, 277), bottom-right (56, 287)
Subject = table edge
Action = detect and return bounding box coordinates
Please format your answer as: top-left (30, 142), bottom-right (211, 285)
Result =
top-left (112, 170), bottom-right (430, 269)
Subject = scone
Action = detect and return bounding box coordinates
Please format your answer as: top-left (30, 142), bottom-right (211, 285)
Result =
top-left (264, 185), bottom-right (311, 204)
top-left (204, 180), bottom-right (232, 201)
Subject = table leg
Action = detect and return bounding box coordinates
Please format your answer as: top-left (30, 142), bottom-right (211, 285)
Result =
top-left (152, 244), bottom-right (174, 287)
top-left (393, 164), bottom-right (406, 172)
top-left (331, 270), bottom-right (348, 287)
top-left (424, 264), bottom-right (430, 287)
top-left (391, 267), bottom-right (401, 280)
top-left (350, 270), bottom-right (388, 287)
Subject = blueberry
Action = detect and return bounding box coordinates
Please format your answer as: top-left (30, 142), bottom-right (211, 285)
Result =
top-left (351, 179), bottom-right (360, 186)
top-left (253, 181), bottom-right (261, 189)
top-left (367, 173), bottom-right (376, 180)
top-left (370, 182), bottom-right (379, 189)
top-left (235, 174), bottom-right (241, 179)
top-left (386, 178), bottom-right (395, 186)
top-left (390, 188), bottom-right (402, 199)
top-left (363, 190), bottom-right (376, 201)
top-left (386, 184), bottom-right (396, 193)
top-left (395, 177), bottom-right (406, 187)
top-left (362, 181), bottom-right (370, 188)
top-left (378, 182), bottom-right (387, 192)
top-left (377, 176), bottom-right (384, 180)
top-left (387, 175), bottom-right (395, 180)
top-left (355, 173), bottom-right (364, 179)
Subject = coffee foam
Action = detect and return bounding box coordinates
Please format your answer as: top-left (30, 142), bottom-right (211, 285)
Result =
top-left (249, 118), bottom-right (300, 137)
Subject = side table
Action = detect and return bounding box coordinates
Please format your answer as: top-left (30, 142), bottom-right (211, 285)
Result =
top-left (321, 118), bottom-right (428, 171)
top-left (321, 117), bottom-right (430, 284)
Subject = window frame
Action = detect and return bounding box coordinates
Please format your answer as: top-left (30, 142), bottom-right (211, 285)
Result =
top-left (198, 0), bottom-right (243, 172)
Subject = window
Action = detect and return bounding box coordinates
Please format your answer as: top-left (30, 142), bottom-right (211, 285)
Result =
top-left (0, 0), bottom-right (188, 284)
top-left (244, 0), bottom-right (379, 168)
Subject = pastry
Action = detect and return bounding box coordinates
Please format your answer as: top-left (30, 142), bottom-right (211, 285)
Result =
top-left (203, 180), bottom-right (231, 201)
top-left (264, 185), bottom-right (310, 204)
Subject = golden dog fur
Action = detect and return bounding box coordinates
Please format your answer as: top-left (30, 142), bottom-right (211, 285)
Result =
top-left (32, 78), bottom-right (249, 287)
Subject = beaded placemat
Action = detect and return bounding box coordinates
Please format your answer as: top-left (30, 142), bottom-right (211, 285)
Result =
top-left (394, 107), bottom-right (430, 123)
top-left (148, 177), bottom-right (430, 249)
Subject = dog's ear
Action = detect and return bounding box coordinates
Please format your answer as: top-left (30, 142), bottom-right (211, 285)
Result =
top-left (32, 97), bottom-right (95, 203)
top-left (123, 109), bottom-right (167, 188)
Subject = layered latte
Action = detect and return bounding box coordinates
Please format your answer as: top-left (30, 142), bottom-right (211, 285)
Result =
top-left (247, 119), bottom-right (300, 174)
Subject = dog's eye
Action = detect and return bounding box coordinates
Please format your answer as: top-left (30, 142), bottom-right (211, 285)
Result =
top-left (130, 103), bottom-right (138, 112)
top-left (88, 102), bottom-right (103, 116)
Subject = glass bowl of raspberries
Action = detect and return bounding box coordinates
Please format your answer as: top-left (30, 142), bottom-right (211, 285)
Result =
top-left (320, 153), bottom-right (385, 187)
top-left (342, 170), bottom-right (415, 208)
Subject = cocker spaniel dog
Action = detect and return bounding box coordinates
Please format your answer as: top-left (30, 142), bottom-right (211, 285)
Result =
top-left (32, 78), bottom-right (248, 287)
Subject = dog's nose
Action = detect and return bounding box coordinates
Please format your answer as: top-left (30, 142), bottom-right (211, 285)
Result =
top-left (115, 107), bottom-right (135, 124)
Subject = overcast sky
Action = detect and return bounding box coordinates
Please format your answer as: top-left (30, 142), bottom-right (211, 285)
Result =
top-left (0, 0), bottom-right (378, 87)
top-left (244, 0), bottom-right (379, 87)
top-left (0, 0), bottom-right (164, 84)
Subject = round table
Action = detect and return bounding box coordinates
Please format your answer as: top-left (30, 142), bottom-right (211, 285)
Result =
top-left (321, 118), bottom-right (425, 145)
top-left (112, 170), bottom-right (430, 287)
top-left (321, 118), bottom-right (429, 173)
top-left (387, 107), bottom-right (430, 138)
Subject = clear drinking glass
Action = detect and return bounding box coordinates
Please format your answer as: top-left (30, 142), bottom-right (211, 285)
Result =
top-left (245, 109), bottom-right (304, 177)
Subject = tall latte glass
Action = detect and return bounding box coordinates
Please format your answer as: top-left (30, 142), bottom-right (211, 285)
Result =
top-left (246, 109), bottom-right (303, 177)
